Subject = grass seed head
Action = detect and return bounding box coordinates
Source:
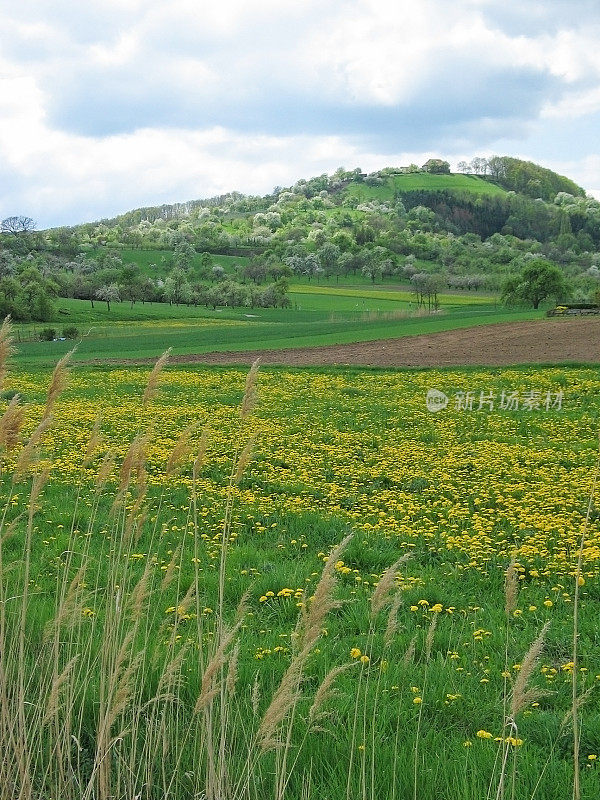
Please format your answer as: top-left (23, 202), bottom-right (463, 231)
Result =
top-left (371, 552), bottom-right (411, 618)
top-left (143, 348), bottom-right (171, 406)
top-left (300, 532), bottom-right (352, 650)
top-left (14, 415), bottom-right (52, 480)
top-left (511, 620), bottom-right (551, 716)
top-left (0, 393), bottom-right (24, 451)
top-left (44, 349), bottom-right (74, 419)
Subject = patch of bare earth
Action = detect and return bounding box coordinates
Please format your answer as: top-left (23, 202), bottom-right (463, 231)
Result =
top-left (95, 318), bottom-right (600, 368)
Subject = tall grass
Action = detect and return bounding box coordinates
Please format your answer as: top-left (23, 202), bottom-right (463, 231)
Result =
top-left (0, 317), bottom-right (596, 799)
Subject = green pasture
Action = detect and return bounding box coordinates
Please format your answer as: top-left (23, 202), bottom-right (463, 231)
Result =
top-left (346, 172), bottom-right (507, 202)
top-left (289, 283), bottom-right (498, 308)
top-left (12, 296), bottom-right (539, 368)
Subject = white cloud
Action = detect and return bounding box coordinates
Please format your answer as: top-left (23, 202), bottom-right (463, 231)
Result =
top-left (2, 1), bottom-right (600, 225)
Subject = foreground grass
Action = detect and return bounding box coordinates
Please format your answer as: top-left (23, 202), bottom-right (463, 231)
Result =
top-left (1, 353), bottom-right (599, 799)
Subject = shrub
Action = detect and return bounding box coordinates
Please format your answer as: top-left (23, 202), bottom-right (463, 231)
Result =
top-left (39, 327), bottom-right (56, 341)
top-left (62, 325), bottom-right (79, 339)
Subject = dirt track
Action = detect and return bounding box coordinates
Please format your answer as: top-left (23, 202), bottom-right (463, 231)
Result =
top-left (162, 318), bottom-right (600, 368)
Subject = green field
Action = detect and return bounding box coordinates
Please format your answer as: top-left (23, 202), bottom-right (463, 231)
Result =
top-left (346, 172), bottom-right (507, 202)
top-left (289, 283), bottom-right (498, 308)
top-left (12, 295), bottom-right (537, 368)
top-left (1, 357), bottom-right (599, 800)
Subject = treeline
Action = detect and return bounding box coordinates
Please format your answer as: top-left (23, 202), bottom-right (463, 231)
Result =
top-left (456, 156), bottom-right (585, 201)
top-left (397, 189), bottom-right (600, 246)
top-left (0, 242), bottom-right (290, 320)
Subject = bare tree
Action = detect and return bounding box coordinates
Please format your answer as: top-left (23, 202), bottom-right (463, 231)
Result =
top-left (1, 216), bottom-right (36, 235)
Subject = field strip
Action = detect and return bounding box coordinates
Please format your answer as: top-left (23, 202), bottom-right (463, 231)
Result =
top-left (288, 284), bottom-right (496, 305)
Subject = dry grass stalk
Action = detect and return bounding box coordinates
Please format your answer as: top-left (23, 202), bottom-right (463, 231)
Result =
top-left (403, 634), bottom-right (417, 665)
top-left (309, 662), bottom-right (356, 724)
top-left (14, 415), bottom-right (52, 480)
top-left (300, 533), bottom-right (352, 650)
top-left (44, 349), bottom-right (74, 419)
top-left (95, 451), bottom-right (116, 492)
top-left (142, 348), bottom-right (170, 407)
top-left (118, 434), bottom-right (149, 492)
top-left (251, 675), bottom-right (261, 716)
top-left (240, 358), bottom-right (260, 419)
top-left (83, 415), bottom-right (103, 468)
top-left (226, 643), bottom-right (240, 697)
top-left (51, 562), bottom-right (88, 632)
top-left (195, 623), bottom-right (241, 712)
top-left (129, 559), bottom-right (153, 620)
top-left (384, 593), bottom-right (404, 646)
top-left (425, 613), bottom-right (438, 662)
top-left (158, 644), bottom-right (189, 695)
top-left (371, 553), bottom-right (410, 618)
top-left (257, 644), bottom-right (311, 750)
top-left (0, 394), bottom-right (24, 451)
top-left (259, 538), bottom-right (351, 750)
top-left (0, 511), bottom-right (25, 543)
top-left (234, 434), bottom-right (256, 484)
top-left (160, 545), bottom-right (181, 591)
top-left (236, 586), bottom-right (252, 621)
top-left (193, 428), bottom-right (209, 477)
top-left (0, 316), bottom-right (14, 393)
top-left (124, 496), bottom-right (147, 542)
top-left (179, 581), bottom-right (196, 614)
top-left (504, 558), bottom-right (519, 617)
top-left (511, 620), bottom-right (551, 717)
top-left (166, 422), bottom-right (199, 477)
top-left (29, 467), bottom-right (50, 509)
top-left (107, 651), bottom-right (144, 730)
top-left (43, 655), bottom-right (80, 725)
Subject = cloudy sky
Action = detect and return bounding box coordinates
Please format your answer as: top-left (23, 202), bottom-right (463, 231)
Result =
top-left (2, 0), bottom-right (600, 229)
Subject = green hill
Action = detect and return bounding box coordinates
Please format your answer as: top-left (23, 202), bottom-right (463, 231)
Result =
top-left (2, 156), bottom-right (599, 329)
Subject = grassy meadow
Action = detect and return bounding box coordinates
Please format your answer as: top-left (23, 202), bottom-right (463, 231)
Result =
top-left (346, 172), bottom-right (508, 202)
top-left (1, 330), bottom-right (600, 798)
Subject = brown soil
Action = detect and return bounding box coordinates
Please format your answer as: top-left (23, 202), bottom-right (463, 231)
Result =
top-left (158, 317), bottom-right (600, 368)
top-left (89, 318), bottom-right (600, 369)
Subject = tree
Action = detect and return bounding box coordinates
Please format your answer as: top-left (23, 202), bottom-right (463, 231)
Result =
top-left (119, 263), bottom-right (142, 306)
top-left (317, 242), bottom-right (340, 279)
top-left (1, 216), bottom-right (36, 235)
top-left (242, 260), bottom-right (268, 284)
top-left (95, 283), bottom-right (121, 312)
top-left (410, 272), bottom-right (444, 310)
top-left (163, 268), bottom-right (191, 305)
top-left (421, 159), bottom-right (450, 174)
top-left (173, 240), bottom-right (196, 271)
top-left (487, 156), bottom-right (507, 180)
top-left (501, 259), bottom-right (571, 309)
top-left (211, 265), bottom-right (226, 282)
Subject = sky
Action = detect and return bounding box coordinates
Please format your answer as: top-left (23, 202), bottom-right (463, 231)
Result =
top-left (2, 0), bottom-right (600, 229)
